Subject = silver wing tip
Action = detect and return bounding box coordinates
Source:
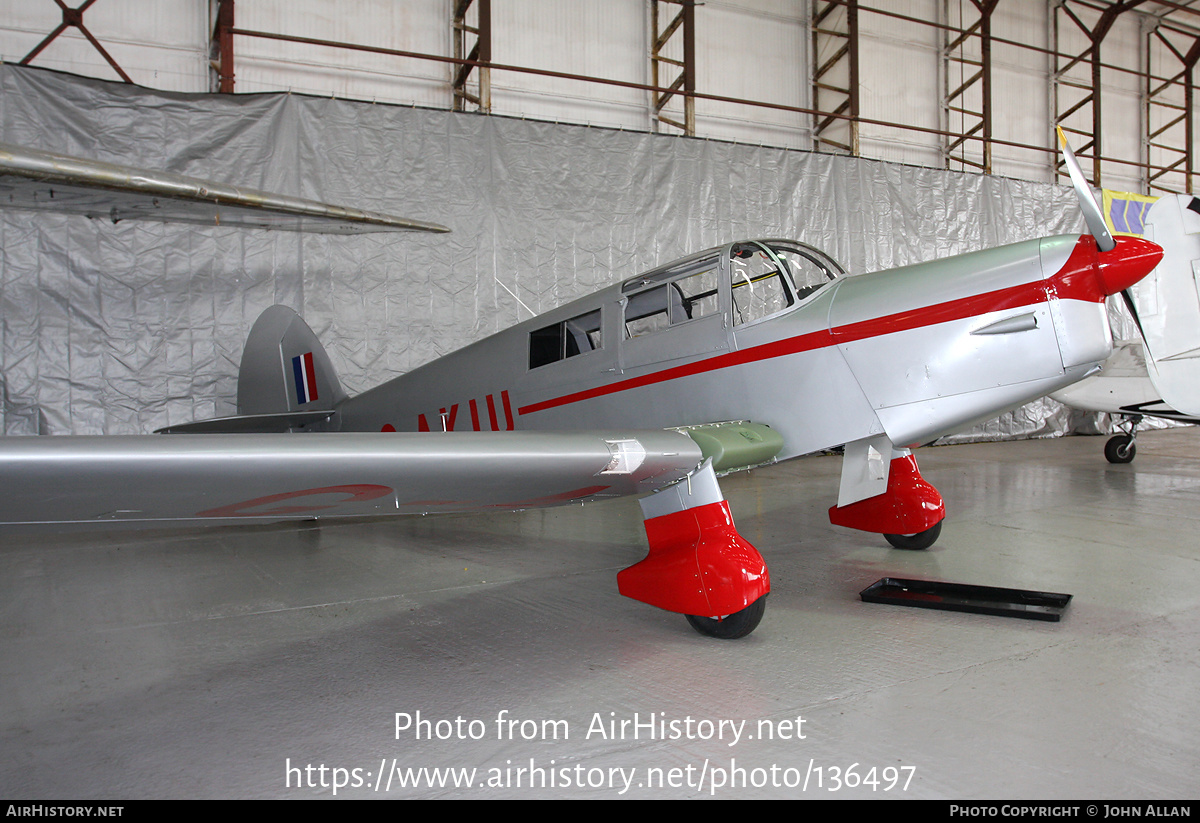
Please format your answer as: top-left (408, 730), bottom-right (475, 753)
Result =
top-left (401, 219), bottom-right (452, 234)
top-left (0, 142), bottom-right (451, 235)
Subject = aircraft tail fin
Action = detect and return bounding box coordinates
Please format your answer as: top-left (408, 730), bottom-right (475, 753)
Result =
top-left (237, 305), bottom-right (347, 417)
top-left (1130, 195), bottom-right (1200, 415)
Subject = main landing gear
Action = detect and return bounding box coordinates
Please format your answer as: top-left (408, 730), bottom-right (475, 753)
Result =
top-left (829, 451), bottom-right (947, 551)
top-left (685, 596), bottom-right (768, 640)
top-left (620, 460), bottom-right (771, 640)
top-left (884, 520), bottom-right (942, 551)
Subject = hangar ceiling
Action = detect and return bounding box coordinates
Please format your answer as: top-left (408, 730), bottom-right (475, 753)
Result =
top-left (2, 1), bottom-right (1198, 194)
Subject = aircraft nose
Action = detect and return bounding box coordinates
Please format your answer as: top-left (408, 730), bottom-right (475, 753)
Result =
top-left (1096, 236), bottom-right (1163, 296)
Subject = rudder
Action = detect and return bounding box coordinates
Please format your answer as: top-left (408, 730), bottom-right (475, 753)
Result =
top-left (238, 305), bottom-right (347, 416)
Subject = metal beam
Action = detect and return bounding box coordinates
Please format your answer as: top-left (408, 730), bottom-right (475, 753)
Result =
top-left (19, 0), bottom-right (132, 84)
top-left (453, 0), bottom-right (491, 113)
top-left (651, 0), bottom-right (695, 136)
top-left (209, 0), bottom-right (235, 94)
top-left (1144, 16), bottom-right (1199, 194)
top-left (1053, 0), bottom-right (1150, 188)
top-left (811, 0), bottom-right (859, 155)
top-left (942, 0), bottom-right (999, 174)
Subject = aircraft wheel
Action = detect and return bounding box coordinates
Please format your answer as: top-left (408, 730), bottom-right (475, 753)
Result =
top-left (685, 596), bottom-right (767, 639)
top-left (1104, 435), bottom-right (1136, 464)
top-left (884, 520), bottom-right (942, 550)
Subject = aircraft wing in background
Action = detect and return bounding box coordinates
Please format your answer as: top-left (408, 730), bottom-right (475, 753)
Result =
top-left (1133, 194), bottom-right (1200, 414)
top-left (0, 142), bottom-right (449, 234)
top-left (1050, 339), bottom-right (1200, 424)
top-left (1051, 193), bottom-right (1200, 463)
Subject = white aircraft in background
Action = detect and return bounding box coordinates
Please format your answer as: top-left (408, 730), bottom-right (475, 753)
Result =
top-left (0, 136), bottom-right (1163, 638)
top-left (1050, 193), bottom-right (1200, 463)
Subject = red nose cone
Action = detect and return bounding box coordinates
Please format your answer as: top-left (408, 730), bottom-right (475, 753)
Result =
top-left (1097, 236), bottom-right (1163, 296)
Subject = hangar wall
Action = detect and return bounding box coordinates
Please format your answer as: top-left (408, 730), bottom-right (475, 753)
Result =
top-left (0, 63), bottom-right (1089, 440)
top-left (1, 1), bottom-right (1188, 192)
top-left (0, 1), bottom-right (209, 92)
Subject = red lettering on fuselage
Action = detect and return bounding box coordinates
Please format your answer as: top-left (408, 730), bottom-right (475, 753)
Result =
top-left (486, 393), bottom-right (500, 430)
top-left (500, 390), bottom-right (515, 430)
top-left (421, 392), bottom-right (514, 432)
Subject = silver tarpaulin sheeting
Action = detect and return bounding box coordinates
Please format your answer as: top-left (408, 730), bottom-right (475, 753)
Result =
top-left (0, 64), bottom-right (1104, 439)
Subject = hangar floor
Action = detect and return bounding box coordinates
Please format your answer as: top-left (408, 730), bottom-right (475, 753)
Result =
top-left (2, 427), bottom-right (1198, 799)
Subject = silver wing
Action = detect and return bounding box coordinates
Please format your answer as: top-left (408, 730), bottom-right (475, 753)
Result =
top-left (0, 142), bottom-right (449, 234)
top-left (0, 430), bottom-right (701, 526)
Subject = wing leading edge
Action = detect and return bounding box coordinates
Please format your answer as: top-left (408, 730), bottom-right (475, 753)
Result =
top-left (0, 142), bottom-right (449, 234)
top-left (0, 430), bottom-right (702, 526)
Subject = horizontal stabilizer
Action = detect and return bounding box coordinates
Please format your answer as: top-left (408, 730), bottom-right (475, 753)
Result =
top-left (0, 430), bottom-right (704, 526)
top-left (155, 410), bottom-right (335, 434)
top-left (0, 142), bottom-right (449, 234)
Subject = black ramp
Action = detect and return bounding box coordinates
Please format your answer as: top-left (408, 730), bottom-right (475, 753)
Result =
top-left (860, 577), bottom-right (1072, 621)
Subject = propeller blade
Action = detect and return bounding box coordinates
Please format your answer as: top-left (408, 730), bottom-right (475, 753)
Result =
top-left (1120, 288), bottom-right (1153, 360)
top-left (1057, 127), bottom-right (1116, 253)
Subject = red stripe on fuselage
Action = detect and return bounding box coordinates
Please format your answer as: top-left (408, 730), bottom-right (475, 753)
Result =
top-left (518, 237), bottom-right (1098, 417)
top-left (518, 326), bottom-right (833, 416)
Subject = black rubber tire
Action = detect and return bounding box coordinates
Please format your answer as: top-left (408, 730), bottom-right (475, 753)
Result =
top-left (1105, 435), bottom-right (1136, 464)
top-left (685, 595), bottom-right (767, 640)
top-left (884, 519), bottom-right (942, 550)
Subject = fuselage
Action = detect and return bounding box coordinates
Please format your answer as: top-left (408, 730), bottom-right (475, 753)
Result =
top-left (336, 235), bottom-right (1149, 460)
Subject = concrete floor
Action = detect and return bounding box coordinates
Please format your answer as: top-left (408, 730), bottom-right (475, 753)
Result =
top-left (2, 428), bottom-right (1198, 799)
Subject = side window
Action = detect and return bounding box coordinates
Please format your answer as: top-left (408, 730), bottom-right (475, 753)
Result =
top-left (624, 286), bottom-right (671, 338)
top-left (672, 268), bottom-right (720, 322)
top-left (529, 308), bottom-right (602, 369)
top-left (730, 244), bottom-right (793, 325)
top-left (625, 266), bottom-right (720, 338)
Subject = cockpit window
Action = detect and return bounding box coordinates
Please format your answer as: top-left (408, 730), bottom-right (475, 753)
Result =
top-left (617, 240), bottom-right (840, 342)
top-left (625, 265), bottom-right (720, 338)
top-left (529, 308), bottom-right (602, 369)
top-left (770, 246), bottom-right (840, 301)
top-left (729, 243), bottom-right (793, 325)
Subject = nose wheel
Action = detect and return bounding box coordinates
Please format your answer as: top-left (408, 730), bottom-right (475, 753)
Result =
top-left (1104, 415), bottom-right (1141, 464)
top-left (1104, 434), bottom-right (1136, 464)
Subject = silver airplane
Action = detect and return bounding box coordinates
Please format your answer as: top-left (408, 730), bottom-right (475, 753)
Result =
top-left (1050, 193), bottom-right (1200, 463)
top-left (0, 136), bottom-right (1164, 639)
